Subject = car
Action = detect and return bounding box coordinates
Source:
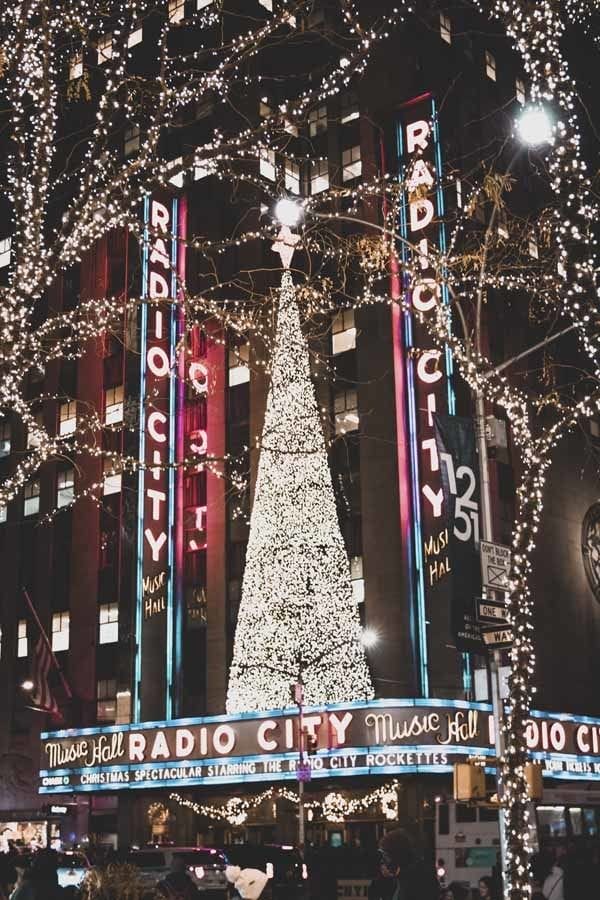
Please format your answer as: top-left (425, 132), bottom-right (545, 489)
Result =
top-left (125, 846), bottom-right (229, 892)
top-left (225, 844), bottom-right (308, 900)
top-left (56, 851), bottom-right (90, 889)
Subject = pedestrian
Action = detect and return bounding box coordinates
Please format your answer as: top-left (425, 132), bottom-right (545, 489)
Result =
top-left (441, 882), bottom-right (468, 900)
top-left (9, 860), bottom-right (37, 900)
top-left (368, 828), bottom-right (438, 900)
top-left (157, 855), bottom-right (200, 900)
top-left (542, 858), bottom-right (565, 900)
top-left (478, 876), bottom-right (499, 900)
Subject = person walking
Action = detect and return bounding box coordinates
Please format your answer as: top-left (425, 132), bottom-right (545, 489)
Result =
top-left (542, 858), bottom-right (565, 900)
top-left (368, 829), bottom-right (438, 900)
top-left (157, 855), bottom-right (200, 900)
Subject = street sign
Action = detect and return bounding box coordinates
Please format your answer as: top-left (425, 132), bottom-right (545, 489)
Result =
top-left (480, 540), bottom-right (511, 592)
top-left (477, 599), bottom-right (508, 625)
top-left (481, 626), bottom-right (513, 649)
top-left (297, 762), bottom-right (312, 783)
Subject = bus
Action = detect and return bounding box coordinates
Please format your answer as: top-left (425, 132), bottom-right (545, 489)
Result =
top-left (435, 788), bottom-right (600, 889)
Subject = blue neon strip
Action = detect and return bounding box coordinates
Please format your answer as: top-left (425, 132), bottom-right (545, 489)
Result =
top-left (396, 119), bottom-right (429, 697)
top-left (134, 196), bottom-right (151, 723)
top-left (165, 198), bottom-right (179, 719)
top-left (41, 696), bottom-right (499, 740)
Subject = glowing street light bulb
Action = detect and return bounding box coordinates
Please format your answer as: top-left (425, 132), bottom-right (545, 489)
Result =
top-left (361, 627), bottom-right (379, 649)
top-left (517, 106), bottom-right (553, 147)
top-left (274, 197), bottom-right (302, 228)
top-left (21, 679), bottom-right (34, 692)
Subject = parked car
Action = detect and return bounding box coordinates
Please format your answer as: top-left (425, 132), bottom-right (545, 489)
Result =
top-left (225, 844), bottom-right (307, 900)
top-left (56, 851), bottom-right (90, 889)
top-left (126, 846), bottom-right (229, 893)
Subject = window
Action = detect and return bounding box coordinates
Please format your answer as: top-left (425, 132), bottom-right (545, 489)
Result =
top-left (229, 343), bottom-right (250, 387)
top-left (528, 234), bottom-right (539, 259)
top-left (0, 238), bottom-right (11, 268)
top-left (332, 309), bottom-right (356, 355)
top-left (485, 50), bottom-right (496, 81)
top-left (124, 126), bottom-right (140, 157)
top-left (259, 149), bottom-right (276, 181)
top-left (104, 385), bottom-right (124, 425)
top-left (97, 679), bottom-right (117, 722)
top-left (168, 156), bottom-right (184, 188)
top-left (24, 481), bottom-right (40, 517)
top-left (99, 603), bottom-right (119, 644)
top-left (197, 0), bottom-right (213, 8)
top-left (440, 12), bottom-right (451, 44)
top-left (194, 160), bottom-right (216, 180)
top-left (103, 459), bottom-right (122, 496)
top-left (97, 34), bottom-right (112, 64)
top-left (342, 145), bottom-right (362, 182)
top-left (309, 105), bottom-right (327, 137)
top-left (340, 92), bottom-right (359, 124)
top-left (0, 504), bottom-right (6, 524)
top-left (284, 159), bottom-right (301, 195)
top-left (310, 159), bottom-right (329, 194)
top-left (51, 612), bottom-right (69, 653)
top-left (17, 620), bottom-right (27, 658)
top-left (59, 400), bottom-right (77, 436)
top-left (0, 421), bottom-right (10, 458)
top-left (334, 389), bottom-right (359, 435)
top-left (27, 411), bottom-right (44, 449)
top-left (350, 556), bottom-right (365, 604)
top-left (169, 0), bottom-right (185, 22)
top-left (57, 468), bottom-right (75, 508)
top-left (497, 215), bottom-right (508, 240)
top-left (516, 77), bottom-right (526, 105)
top-left (456, 178), bottom-right (463, 209)
top-left (69, 53), bottom-right (83, 81)
top-left (127, 27), bottom-right (143, 48)
top-left (259, 0), bottom-right (273, 9)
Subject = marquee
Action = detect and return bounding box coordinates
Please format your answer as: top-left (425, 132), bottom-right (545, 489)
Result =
top-left (39, 699), bottom-right (600, 793)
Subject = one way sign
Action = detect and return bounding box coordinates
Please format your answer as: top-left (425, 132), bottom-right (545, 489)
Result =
top-left (482, 626), bottom-right (513, 650)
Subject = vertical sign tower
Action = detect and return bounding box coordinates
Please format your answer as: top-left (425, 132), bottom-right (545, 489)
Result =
top-left (395, 95), bottom-right (457, 695)
top-left (135, 193), bottom-right (181, 722)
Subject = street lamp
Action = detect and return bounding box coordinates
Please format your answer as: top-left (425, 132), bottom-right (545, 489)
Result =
top-left (516, 105), bottom-right (553, 148)
top-left (360, 627), bottom-right (379, 649)
top-left (273, 197), bottom-right (303, 228)
top-left (21, 679), bottom-right (34, 692)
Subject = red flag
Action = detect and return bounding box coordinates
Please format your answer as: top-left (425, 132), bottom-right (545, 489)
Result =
top-left (31, 635), bottom-right (59, 716)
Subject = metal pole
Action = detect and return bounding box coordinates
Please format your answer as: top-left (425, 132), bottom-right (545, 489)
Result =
top-left (295, 678), bottom-right (305, 851)
top-left (475, 391), bottom-right (508, 889)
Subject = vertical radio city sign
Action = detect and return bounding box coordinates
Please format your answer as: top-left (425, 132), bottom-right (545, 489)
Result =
top-left (136, 193), bottom-right (181, 723)
top-left (396, 95), bottom-right (457, 690)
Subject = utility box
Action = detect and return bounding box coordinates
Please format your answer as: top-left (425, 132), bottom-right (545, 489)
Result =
top-left (453, 763), bottom-right (486, 801)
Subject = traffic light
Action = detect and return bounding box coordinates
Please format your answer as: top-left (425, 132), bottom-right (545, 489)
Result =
top-left (453, 763), bottom-right (486, 801)
top-left (304, 731), bottom-right (318, 755)
top-left (525, 762), bottom-right (543, 801)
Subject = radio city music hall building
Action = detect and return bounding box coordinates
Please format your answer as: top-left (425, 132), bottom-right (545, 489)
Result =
top-left (1, 0), bottom-right (600, 863)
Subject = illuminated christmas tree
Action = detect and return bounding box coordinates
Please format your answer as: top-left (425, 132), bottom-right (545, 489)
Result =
top-left (226, 232), bottom-right (373, 713)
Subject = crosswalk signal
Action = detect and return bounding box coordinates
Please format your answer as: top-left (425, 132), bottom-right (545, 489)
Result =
top-left (453, 763), bottom-right (486, 801)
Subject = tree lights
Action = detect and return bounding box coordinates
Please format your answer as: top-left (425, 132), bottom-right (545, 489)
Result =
top-left (226, 242), bottom-right (374, 712)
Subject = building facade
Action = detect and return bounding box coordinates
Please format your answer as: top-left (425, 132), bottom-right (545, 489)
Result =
top-left (1, 0), bottom-right (600, 876)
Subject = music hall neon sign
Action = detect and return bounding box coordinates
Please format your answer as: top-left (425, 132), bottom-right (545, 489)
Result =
top-left (396, 95), bottom-right (456, 694)
top-left (136, 193), bottom-right (180, 723)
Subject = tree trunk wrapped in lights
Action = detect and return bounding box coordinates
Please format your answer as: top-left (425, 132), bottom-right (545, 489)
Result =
top-left (226, 266), bottom-right (373, 713)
